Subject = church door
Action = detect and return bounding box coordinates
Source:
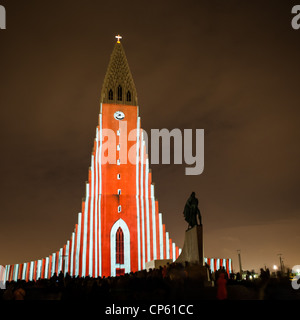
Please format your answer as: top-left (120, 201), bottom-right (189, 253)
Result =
top-left (110, 219), bottom-right (130, 276)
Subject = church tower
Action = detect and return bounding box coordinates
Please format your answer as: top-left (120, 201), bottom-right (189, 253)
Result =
top-left (3, 36), bottom-right (181, 282)
top-left (100, 36), bottom-right (138, 106)
top-left (96, 36), bottom-right (180, 277)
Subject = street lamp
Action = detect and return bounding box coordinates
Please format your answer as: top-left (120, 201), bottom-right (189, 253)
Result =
top-left (277, 254), bottom-right (284, 273)
top-left (273, 265), bottom-right (278, 277)
top-left (237, 249), bottom-right (243, 278)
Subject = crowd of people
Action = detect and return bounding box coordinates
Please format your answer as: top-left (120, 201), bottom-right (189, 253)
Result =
top-left (0, 262), bottom-right (224, 300)
top-left (0, 262), bottom-right (297, 300)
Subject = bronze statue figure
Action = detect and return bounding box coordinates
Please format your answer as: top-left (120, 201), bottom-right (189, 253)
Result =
top-left (183, 192), bottom-right (202, 229)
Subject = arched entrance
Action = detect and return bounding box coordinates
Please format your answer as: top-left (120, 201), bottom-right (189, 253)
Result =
top-left (110, 219), bottom-right (130, 276)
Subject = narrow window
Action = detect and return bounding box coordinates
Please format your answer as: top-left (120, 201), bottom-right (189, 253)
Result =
top-left (126, 91), bottom-right (131, 102)
top-left (117, 144), bottom-right (120, 151)
top-left (108, 89), bottom-right (113, 100)
top-left (118, 205), bottom-right (122, 213)
top-left (117, 129), bottom-right (120, 136)
top-left (118, 189), bottom-right (121, 195)
top-left (116, 227), bottom-right (124, 264)
top-left (117, 159), bottom-right (120, 165)
top-left (117, 174), bottom-right (121, 180)
top-left (117, 85), bottom-right (122, 101)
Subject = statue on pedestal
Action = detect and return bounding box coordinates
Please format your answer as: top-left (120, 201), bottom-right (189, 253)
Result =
top-left (183, 192), bottom-right (202, 229)
top-left (177, 192), bottom-right (204, 266)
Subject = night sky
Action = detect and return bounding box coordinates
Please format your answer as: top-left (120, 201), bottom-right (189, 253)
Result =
top-left (0, 0), bottom-right (299, 273)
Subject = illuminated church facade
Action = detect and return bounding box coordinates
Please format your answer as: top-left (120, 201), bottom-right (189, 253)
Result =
top-left (3, 37), bottom-right (232, 282)
top-left (3, 37), bottom-right (182, 282)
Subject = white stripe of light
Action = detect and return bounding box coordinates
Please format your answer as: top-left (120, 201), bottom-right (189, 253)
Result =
top-left (145, 158), bottom-right (150, 262)
top-left (140, 134), bottom-right (145, 269)
top-left (45, 257), bottom-right (49, 279)
top-left (51, 253), bottom-right (56, 277)
top-left (82, 183), bottom-right (89, 277)
top-left (29, 261), bottom-right (34, 281)
top-left (13, 264), bottom-right (19, 282)
top-left (159, 213), bottom-right (164, 259)
top-left (172, 243), bottom-right (176, 262)
top-left (166, 232), bottom-right (170, 259)
top-left (70, 232), bottom-right (75, 276)
top-left (89, 156), bottom-right (95, 277)
top-left (151, 185), bottom-right (157, 260)
top-left (136, 116), bottom-right (141, 270)
top-left (5, 265), bottom-right (10, 282)
top-left (22, 263), bottom-right (27, 280)
top-left (58, 248), bottom-right (63, 274)
top-left (98, 112), bottom-right (103, 277)
top-left (76, 213), bottom-right (82, 277)
top-left (65, 241), bottom-right (69, 275)
top-left (94, 129), bottom-right (99, 278)
top-left (36, 260), bottom-right (42, 280)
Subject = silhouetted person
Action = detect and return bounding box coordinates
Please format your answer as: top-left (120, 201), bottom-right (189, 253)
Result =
top-left (216, 272), bottom-right (227, 300)
top-left (13, 284), bottom-right (25, 300)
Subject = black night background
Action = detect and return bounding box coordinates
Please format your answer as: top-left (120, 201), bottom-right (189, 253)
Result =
top-left (0, 0), bottom-right (299, 280)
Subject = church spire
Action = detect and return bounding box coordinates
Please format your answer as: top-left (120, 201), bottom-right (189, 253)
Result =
top-left (100, 36), bottom-right (138, 106)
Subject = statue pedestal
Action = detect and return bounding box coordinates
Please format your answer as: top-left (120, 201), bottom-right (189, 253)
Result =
top-left (176, 225), bottom-right (210, 283)
top-left (176, 225), bottom-right (204, 265)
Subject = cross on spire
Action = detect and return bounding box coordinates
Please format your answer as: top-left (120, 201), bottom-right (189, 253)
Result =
top-left (115, 34), bottom-right (122, 43)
